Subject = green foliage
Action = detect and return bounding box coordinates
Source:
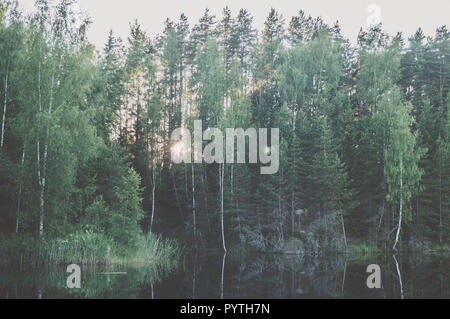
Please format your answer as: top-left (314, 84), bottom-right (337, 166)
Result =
top-left (0, 3), bottom-right (448, 259)
top-left (111, 168), bottom-right (145, 248)
top-left (383, 88), bottom-right (425, 215)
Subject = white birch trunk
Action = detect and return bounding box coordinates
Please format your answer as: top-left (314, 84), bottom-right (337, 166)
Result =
top-left (393, 254), bottom-right (404, 299)
top-left (38, 58), bottom-right (56, 237)
top-left (150, 161), bottom-right (156, 232)
top-left (221, 251), bottom-right (226, 299)
top-left (393, 152), bottom-right (403, 251)
top-left (230, 164), bottom-right (233, 194)
top-left (16, 146), bottom-right (25, 233)
top-left (439, 164), bottom-right (442, 244)
top-left (278, 170), bottom-right (284, 242)
top-left (220, 163), bottom-right (226, 253)
top-left (291, 102), bottom-right (296, 236)
top-left (341, 213), bottom-right (348, 252)
top-left (37, 51), bottom-right (43, 237)
top-left (192, 162), bottom-right (196, 247)
top-left (1, 61), bottom-right (9, 149)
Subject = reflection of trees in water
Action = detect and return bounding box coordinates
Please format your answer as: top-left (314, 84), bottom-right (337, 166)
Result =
top-left (393, 254), bottom-right (404, 299)
top-left (0, 262), bottom-right (178, 299)
top-left (222, 253), bottom-right (347, 299)
top-left (1, 253), bottom-right (448, 299)
top-left (300, 254), bottom-right (347, 298)
top-left (400, 254), bottom-right (450, 299)
top-left (196, 252), bottom-right (450, 299)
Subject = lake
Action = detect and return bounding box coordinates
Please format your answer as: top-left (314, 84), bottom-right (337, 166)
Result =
top-left (0, 252), bottom-right (448, 299)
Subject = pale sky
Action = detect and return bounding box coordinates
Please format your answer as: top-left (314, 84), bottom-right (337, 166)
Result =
top-left (18, 0), bottom-right (450, 49)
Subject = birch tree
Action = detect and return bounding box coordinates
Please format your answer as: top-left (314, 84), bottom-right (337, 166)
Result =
top-left (383, 88), bottom-right (425, 250)
top-left (0, 6), bottom-right (23, 150)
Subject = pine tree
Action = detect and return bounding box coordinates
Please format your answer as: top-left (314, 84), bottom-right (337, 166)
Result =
top-left (96, 30), bottom-right (125, 142)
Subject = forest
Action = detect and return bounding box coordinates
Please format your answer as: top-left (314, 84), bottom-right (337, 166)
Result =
top-left (0, 0), bottom-right (449, 266)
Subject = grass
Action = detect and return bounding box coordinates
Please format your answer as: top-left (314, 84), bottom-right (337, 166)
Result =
top-left (0, 231), bottom-right (182, 268)
top-left (128, 233), bottom-right (182, 267)
top-left (40, 231), bottom-right (116, 265)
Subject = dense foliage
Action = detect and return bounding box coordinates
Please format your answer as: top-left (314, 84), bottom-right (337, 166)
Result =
top-left (0, 1), bottom-right (448, 257)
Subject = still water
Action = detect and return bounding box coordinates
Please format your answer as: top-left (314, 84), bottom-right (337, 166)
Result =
top-left (0, 252), bottom-right (449, 299)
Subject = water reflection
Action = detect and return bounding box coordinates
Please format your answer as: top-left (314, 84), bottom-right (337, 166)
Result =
top-left (393, 254), bottom-right (404, 299)
top-left (0, 252), bottom-right (448, 299)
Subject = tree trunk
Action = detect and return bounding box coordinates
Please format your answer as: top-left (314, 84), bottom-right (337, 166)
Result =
top-left (192, 162), bottom-right (196, 247)
top-left (184, 163), bottom-right (188, 198)
top-left (439, 162), bottom-right (442, 244)
top-left (37, 60), bottom-right (55, 238)
top-left (39, 186), bottom-right (44, 237)
top-left (342, 259), bottom-right (347, 293)
top-left (393, 254), bottom-right (404, 299)
top-left (16, 145), bottom-right (25, 233)
top-left (291, 103), bottom-right (296, 237)
top-left (279, 185), bottom-right (284, 243)
top-left (291, 187), bottom-right (295, 237)
top-left (1, 61), bottom-right (9, 150)
top-left (393, 152), bottom-right (403, 251)
top-left (341, 213), bottom-right (348, 252)
top-left (179, 50), bottom-right (183, 125)
top-left (220, 163), bottom-right (226, 253)
top-left (150, 161), bottom-right (156, 232)
top-left (220, 251), bottom-right (226, 299)
top-left (37, 52), bottom-right (42, 237)
top-left (279, 168), bottom-right (284, 243)
top-left (230, 164), bottom-right (233, 194)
